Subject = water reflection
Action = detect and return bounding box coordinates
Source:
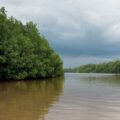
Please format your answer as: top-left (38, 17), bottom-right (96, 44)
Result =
top-left (1, 74), bottom-right (120, 120)
top-left (0, 77), bottom-right (64, 120)
top-left (78, 73), bottom-right (120, 86)
top-left (45, 73), bottom-right (120, 120)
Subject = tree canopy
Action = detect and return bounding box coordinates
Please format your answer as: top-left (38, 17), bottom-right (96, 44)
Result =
top-left (65, 60), bottom-right (120, 73)
top-left (0, 7), bottom-right (63, 80)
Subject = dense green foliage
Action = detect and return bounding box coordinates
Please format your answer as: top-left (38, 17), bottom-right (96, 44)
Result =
top-left (65, 60), bottom-right (120, 73)
top-left (0, 7), bottom-right (63, 80)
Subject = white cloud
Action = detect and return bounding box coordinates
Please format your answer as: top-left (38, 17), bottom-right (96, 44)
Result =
top-left (1, 0), bottom-right (120, 36)
top-left (105, 23), bottom-right (120, 42)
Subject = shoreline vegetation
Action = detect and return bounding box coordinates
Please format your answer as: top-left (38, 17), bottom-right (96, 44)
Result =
top-left (65, 60), bottom-right (120, 74)
top-left (0, 7), bottom-right (63, 80)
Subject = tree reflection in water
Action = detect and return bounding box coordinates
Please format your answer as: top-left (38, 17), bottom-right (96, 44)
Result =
top-left (0, 77), bottom-right (64, 120)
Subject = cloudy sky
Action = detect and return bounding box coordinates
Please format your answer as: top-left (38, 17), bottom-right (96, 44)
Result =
top-left (1, 0), bottom-right (120, 67)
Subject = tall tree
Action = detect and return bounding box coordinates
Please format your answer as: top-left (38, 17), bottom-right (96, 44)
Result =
top-left (0, 7), bottom-right (63, 80)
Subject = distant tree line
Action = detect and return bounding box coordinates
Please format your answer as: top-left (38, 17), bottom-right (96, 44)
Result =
top-left (65, 60), bottom-right (120, 73)
top-left (0, 7), bottom-right (63, 80)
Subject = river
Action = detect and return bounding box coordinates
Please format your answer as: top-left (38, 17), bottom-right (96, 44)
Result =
top-left (0, 73), bottom-right (120, 120)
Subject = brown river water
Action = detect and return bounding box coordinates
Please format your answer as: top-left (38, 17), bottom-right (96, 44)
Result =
top-left (0, 73), bottom-right (120, 120)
